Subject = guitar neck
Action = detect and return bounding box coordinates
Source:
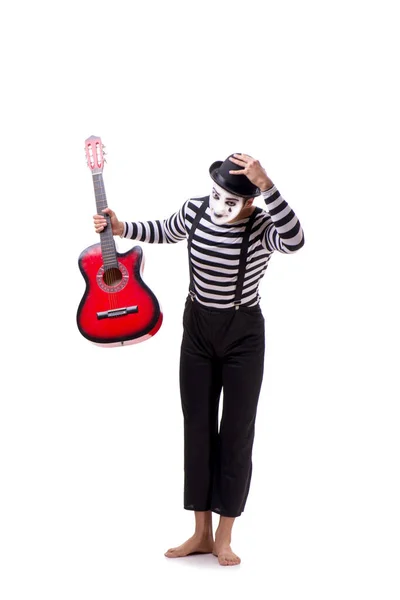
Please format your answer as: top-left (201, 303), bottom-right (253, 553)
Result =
top-left (92, 173), bottom-right (118, 269)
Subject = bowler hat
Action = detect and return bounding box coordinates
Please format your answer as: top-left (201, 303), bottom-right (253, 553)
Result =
top-left (209, 154), bottom-right (261, 199)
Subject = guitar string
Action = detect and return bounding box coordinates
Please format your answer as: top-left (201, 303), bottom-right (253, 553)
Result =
top-left (95, 174), bottom-right (119, 311)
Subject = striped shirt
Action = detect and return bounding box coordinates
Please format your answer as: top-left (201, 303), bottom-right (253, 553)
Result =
top-left (122, 185), bottom-right (305, 308)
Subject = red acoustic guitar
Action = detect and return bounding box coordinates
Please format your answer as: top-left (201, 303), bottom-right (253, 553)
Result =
top-left (77, 135), bottom-right (163, 346)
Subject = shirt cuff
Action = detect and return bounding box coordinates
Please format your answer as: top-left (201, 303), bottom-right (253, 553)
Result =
top-left (261, 185), bottom-right (278, 200)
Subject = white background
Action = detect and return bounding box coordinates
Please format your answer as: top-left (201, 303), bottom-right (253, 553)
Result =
top-left (1, 0), bottom-right (399, 598)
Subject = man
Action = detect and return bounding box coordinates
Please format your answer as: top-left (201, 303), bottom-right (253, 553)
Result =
top-left (93, 153), bottom-right (305, 566)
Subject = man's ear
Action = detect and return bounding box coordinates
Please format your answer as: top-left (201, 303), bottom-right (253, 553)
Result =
top-left (244, 198), bottom-right (254, 208)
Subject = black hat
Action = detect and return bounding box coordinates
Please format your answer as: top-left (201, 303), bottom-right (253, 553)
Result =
top-left (209, 154), bottom-right (261, 199)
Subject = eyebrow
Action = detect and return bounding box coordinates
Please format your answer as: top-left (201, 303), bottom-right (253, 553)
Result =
top-left (212, 187), bottom-right (241, 202)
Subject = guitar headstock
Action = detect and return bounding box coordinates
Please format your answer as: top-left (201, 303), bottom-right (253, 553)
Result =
top-left (85, 135), bottom-right (105, 174)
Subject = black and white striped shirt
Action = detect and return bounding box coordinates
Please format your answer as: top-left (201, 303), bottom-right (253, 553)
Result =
top-left (122, 185), bottom-right (305, 308)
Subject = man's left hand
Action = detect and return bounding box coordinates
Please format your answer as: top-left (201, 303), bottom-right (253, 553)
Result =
top-left (229, 153), bottom-right (274, 192)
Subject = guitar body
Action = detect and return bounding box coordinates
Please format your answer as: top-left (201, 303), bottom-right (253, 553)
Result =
top-left (77, 243), bottom-right (163, 346)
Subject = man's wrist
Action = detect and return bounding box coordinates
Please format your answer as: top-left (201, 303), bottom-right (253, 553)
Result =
top-left (259, 177), bottom-right (274, 192)
top-left (118, 221), bottom-right (125, 237)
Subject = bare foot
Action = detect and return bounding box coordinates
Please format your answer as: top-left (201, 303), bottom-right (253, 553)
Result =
top-left (213, 544), bottom-right (241, 566)
top-left (165, 535), bottom-right (214, 558)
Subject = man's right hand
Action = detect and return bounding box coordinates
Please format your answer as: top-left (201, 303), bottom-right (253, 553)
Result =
top-left (93, 208), bottom-right (124, 236)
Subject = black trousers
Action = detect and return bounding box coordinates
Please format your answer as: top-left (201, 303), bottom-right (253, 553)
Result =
top-left (179, 296), bottom-right (265, 518)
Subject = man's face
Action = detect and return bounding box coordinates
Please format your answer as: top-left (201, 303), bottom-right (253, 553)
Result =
top-left (209, 183), bottom-right (247, 224)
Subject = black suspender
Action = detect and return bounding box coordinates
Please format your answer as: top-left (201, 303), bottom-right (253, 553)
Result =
top-left (187, 197), bottom-right (209, 298)
top-left (187, 198), bottom-right (260, 308)
top-left (233, 208), bottom-right (259, 306)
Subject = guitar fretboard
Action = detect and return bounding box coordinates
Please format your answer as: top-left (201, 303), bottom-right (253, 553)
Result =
top-left (92, 173), bottom-right (118, 270)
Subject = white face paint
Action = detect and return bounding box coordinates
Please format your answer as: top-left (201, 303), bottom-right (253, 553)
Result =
top-left (209, 183), bottom-right (246, 225)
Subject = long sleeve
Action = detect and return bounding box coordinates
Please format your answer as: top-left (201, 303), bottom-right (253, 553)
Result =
top-left (261, 186), bottom-right (305, 253)
top-left (121, 201), bottom-right (188, 244)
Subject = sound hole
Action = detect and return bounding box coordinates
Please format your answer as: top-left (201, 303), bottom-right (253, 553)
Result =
top-left (103, 267), bottom-right (123, 287)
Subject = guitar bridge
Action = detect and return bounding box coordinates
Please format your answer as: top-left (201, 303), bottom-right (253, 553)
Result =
top-left (97, 306), bottom-right (138, 320)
